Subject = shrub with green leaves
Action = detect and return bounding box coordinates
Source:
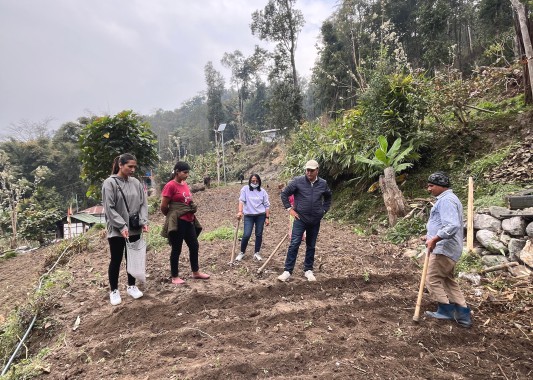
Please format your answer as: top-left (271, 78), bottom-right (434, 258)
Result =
top-left (79, 110), bottom-right (158, 197)
top-left (385, 217), bottom-right (426, 244)
top-left (145, 224), bottom-right (168, 252)
top-left (455, 252), bottom-right (483, 274)
top-left (283, 72), bottom-right (431, 182)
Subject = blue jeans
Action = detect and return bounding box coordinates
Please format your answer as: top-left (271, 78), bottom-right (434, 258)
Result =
top-left (240, 214), bottom-right (266, 254)
top-left (284, 218), bottom-right (320, 273)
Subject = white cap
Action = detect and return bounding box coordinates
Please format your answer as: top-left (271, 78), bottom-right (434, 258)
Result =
top-left (304, 160), bottom-right (319, 170)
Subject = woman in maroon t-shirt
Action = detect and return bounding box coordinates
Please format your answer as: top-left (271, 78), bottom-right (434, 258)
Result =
top-left (160, 161), bottom-right (210, 284)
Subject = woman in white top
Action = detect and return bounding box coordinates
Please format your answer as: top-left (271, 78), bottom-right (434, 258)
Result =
top-left (235, 174), bottom-right (270, 261)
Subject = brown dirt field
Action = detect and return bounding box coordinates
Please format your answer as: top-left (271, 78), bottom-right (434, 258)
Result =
top-left (2, 182), bottom-right (533, 379)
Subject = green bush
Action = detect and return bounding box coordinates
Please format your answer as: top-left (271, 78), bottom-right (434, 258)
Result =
top-left (145, 224), bottom-right (168, 251)
top-left (148, 196), bottom-right (161, 215)
top-left (455, 252), bottom-right (483, 274)
top-left (0, 250), bottom-right (17, 261)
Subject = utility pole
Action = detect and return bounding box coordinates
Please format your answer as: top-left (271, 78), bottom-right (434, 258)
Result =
top-left (214, 127), bottom-right (220, 185)
top-left (217, 124), bottom-right (227, 183)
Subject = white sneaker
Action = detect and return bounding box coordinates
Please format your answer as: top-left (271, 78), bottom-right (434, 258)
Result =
top-left (109, 289), bottom-right (121, 306)
top-left (235, 252), bottom-right (245, 261)
top-left (304, 270), bottom-right (316, 282)
top-left (127, 285), bottom-right (143, 299)
top-left (253, 252), bottom-right (263, 261)
top-left (278, 271), bottom-right (291, 282)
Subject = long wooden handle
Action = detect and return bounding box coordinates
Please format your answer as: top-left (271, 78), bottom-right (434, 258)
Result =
top-left (230, 218), bottom-right (240, 263)
top-left (466, 177), bottom-right (474, 251)
top-left (257, 233), bottom-right (288, 274)
top-left (413, 250), bottom-right (430, 322)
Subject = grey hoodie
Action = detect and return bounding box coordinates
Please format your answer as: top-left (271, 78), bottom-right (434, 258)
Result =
top-left (102, 174), bottom-right (148, 238)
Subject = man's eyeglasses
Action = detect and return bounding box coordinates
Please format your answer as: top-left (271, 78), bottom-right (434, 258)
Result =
top-left (306, 168), bottom-right (317, 172)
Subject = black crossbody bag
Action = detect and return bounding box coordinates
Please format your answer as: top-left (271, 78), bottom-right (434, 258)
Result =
top-left (113, 178), bottom-right (141, 230)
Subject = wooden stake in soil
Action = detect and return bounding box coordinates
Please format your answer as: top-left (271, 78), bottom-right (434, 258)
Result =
top-left (230, 218), bottom-right (240, 263)
top-left (257, 233), bottom-right (288, 274)
top-left (466, 177), bottom-right (474, 252)
top-left (413, 250), bottom-right (430, 323)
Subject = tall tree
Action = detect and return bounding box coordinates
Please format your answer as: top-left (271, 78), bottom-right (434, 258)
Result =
top-left (204, 61), bottom-right (226, 141)
top-left (244, 80), bottom-right (268, 129)
top-left (0, 150), bottom-right (30, 248)
top-left (509, 0), bottom-right (533, 103)
top-left (221, 46), bottom-right (267, 142)
top-left (251, 0), bottom-right (305, 90)
top-left (18, 166), bottom-right (63, 245)
top-left (251, 0), bottom-right (304, 132)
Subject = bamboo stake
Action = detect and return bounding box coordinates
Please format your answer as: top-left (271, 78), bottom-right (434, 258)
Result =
top-left (466, 177), bottom-right (474, 252)
top-left (257, 233), bottom-right (288, 274)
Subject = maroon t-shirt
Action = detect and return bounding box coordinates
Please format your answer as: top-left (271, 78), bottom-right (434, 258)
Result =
top-left (161, 180), bottom-right (195, 222)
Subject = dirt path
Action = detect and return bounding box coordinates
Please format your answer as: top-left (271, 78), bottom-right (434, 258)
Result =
top-left (0, 249), bottom-right (47, 325)
top-left (2, 183), bottom-right (533, 379)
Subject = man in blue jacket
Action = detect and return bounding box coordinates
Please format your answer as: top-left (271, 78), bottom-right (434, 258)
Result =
top-left (278, 160), bottom-right (332, 282)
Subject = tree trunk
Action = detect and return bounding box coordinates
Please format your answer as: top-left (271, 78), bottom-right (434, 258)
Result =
top-left (10, 207), bottom-right (17, 249)
top-left (379, 167), bottom-right (408, 227)
top-left (510, 0), bottom-right (533, 103)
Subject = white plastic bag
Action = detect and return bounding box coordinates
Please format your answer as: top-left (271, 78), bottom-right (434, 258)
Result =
top-left (126, 237), bottom-right (147, 283)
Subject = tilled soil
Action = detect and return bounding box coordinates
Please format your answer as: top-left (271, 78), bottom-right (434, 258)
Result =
top-left (2, 183), bottom-right (533, 379)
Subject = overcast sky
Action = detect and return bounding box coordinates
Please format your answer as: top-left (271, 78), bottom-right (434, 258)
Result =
top-left (0, 0), bottom-right (337, 137)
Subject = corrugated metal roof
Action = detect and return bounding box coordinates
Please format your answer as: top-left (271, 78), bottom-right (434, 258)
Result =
top-left (80, 205), bottom-right (104, 215)
top-left (70, 213), bottom-right (101, 224)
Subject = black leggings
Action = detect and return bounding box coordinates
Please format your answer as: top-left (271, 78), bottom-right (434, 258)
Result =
top-left (108, 234), bottom-right (140, 291)
top-left (169, 219), bottom-right (199, 277)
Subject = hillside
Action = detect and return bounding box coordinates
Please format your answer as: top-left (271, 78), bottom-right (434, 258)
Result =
top-left (1, 179), bottom-right (533, 379)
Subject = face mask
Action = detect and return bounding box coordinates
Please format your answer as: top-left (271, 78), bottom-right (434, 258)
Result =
top-left (250, 183), bottom-right (259, 189)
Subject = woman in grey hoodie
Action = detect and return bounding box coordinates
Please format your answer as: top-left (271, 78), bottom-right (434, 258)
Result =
top-left (102, 153), bottom-right (149, 306)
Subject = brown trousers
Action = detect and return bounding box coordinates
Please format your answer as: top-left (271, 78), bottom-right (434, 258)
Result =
top-left (426, 253), bottom-right (466, 306)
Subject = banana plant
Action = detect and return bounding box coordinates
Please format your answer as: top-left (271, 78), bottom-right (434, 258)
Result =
top-left (356, 135), bottom-right (413, 173)
top-left (356, 135), bottom-right (412, 226)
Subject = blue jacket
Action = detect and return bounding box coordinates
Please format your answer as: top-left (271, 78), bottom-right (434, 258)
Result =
top-left (281, 175), bottom-right (332, 225)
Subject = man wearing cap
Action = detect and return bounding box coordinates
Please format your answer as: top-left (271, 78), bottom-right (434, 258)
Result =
top-left (424, 171), bottom-right (472, 327)
top-left (278, 160), bottom-right (332, 282)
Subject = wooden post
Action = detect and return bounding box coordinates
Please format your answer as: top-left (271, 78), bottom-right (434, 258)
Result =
top-left (466, 177), bottom-right (474, 252)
